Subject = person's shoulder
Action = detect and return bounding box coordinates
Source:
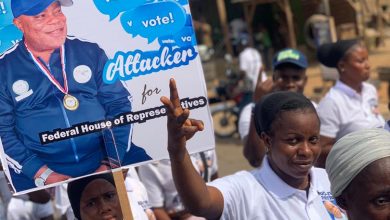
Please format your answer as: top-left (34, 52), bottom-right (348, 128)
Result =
top-left (311, 167), bottom-right (331, 186)
top-left (311, 167), bottom-right (333, 197)
top-left (362, 82), bottom-right (378, 94)
top-left (65, 36), bottom-right (102, 50)
top-left (0, 42), bottom-right (21, 61)
top-left (362, 81), bottom-right (376, 89)
top-left (240, 103), bottom-right (255, 118)
top-left (312, 167), bottom-right (329, 177)
top-left (209, 169), bottom-right (260, 190)
top-left (318, 91), bottom-right (338, 110)
top-left (309, 100), bottom-right (318, 109)
top-left (243, 47), bottom-right (259, 55)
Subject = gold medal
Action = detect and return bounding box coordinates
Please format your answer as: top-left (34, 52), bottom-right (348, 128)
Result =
top-left (63, 94), bottom-right (79, 111)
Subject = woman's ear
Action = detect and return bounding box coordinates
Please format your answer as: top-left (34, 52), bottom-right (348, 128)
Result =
top-left (260, 132), bottom-right (271, 152)
top-left (337, 61), bottom-right (346, 74)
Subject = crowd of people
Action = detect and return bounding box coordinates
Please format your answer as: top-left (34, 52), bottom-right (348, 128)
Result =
top-left (0, 0), bottom-right (389, 219)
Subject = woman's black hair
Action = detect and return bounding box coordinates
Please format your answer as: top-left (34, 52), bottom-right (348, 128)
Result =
top-left (253, 91), bottom-right (317, 135)
top-left (316, 39), bottom-right (361, 68)
top-left (67, 173), bottom-right (116, 220)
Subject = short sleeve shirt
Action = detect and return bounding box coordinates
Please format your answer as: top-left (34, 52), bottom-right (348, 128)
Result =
top-left (207, 157), bottom-right (347, 220)
top-left (238, 103), bottom-right (255, 140)
top-left (138, 150), bottom-right (218, 214)
top-left (317, 81), bottom-right (385, 140)
top-left (239, 48), bottom-right (263, 91)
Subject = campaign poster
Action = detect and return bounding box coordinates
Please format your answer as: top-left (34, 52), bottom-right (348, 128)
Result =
top-left (0, 0), bottom-right (215, 194)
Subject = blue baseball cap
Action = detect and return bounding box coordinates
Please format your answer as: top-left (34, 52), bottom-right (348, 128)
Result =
top-left (11, 0), bottom-right (73, 18)
top-left (272, 48), bottom-right (308, 70)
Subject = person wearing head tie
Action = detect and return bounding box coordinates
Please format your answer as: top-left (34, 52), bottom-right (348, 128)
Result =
top-left (315, 39), bottom-right (385, 168)
top-left (0, 0), bottom-right (151, 192)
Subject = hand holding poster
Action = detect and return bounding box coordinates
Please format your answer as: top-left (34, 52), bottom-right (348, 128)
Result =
top-left (0, 0), bottom-right (214, 194)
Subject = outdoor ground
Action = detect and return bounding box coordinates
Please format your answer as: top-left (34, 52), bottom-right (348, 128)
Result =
top-left (213, 38), bottom-right (390, 177)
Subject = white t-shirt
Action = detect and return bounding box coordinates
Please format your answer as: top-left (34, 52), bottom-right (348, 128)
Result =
top-left (7, 197), bottom-right (54, 220)
top-left (208, 157), bottom-right (347, 220)
top-left (0, 171), bottom-right (12, 219)
top-left (239, 47), bottom-right (264, 91)
top-left (138, 151), bottom-right (218, 216)
top-left (125, 177), bottom-right (155, 220)
top-left (317, 81), bottom-right (385, 140)
top-left (238, 103), bottom-right (255, 140)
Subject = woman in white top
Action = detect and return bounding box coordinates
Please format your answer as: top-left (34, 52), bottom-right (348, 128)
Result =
top-left (160, 79), bottom-right (346, 220)
top-left (316, 39), bottom-right (385, 168)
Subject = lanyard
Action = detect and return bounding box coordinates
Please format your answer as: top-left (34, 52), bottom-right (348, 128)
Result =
top-left (25, 43), bottom-right (69, 95)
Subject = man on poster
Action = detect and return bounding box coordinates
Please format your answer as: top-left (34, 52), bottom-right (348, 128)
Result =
top-left (0, 0), bottom-right (151, 192)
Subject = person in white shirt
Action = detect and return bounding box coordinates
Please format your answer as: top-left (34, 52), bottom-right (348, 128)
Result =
top-left (160, 79), bottom-right (346, 220)
top-left (7, 193), bottom-right (54, 220)
top-left (237, 34), bottom-right (266, 112)
top-left (239, 48), bottom-right (311, 167)
top-left (138, 150), bottom-right (218, 220)
top-left (0, 170), bottom-right (54, 220)
top-left (316, 39), bottom-right (385, 168)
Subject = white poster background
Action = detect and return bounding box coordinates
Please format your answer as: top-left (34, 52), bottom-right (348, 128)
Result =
top-left (1, 0), bottom-right (215, 194)
top-left (62, 0), bottom-right (215, 159)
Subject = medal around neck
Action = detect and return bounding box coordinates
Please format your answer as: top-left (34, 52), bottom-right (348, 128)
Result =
top-left (63, 94), bottom-right (79, 111)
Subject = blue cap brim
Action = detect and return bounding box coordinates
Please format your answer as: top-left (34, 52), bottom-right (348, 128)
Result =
top-left (273, 59), bottom-right (308, 70)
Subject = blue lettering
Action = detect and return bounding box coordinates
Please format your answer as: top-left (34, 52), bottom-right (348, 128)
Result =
top-left (103, 46), bottom-right (198, 84)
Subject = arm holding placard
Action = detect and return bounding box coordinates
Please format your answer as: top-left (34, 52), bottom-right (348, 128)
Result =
top-left (94, 47), bottom-right (151, 169)
top-left (160, 79), bottom-right (224, 219)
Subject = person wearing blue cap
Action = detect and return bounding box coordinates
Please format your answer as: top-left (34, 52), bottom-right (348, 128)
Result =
top-left (0, 0), bottom-right (151, 192)
top-left (238, 48), bottom-right (312, 167)
top-left (315, 39), bottom-right (385, 168)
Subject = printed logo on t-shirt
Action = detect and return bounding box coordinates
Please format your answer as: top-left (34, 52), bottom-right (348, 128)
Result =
top-left (73, 65), bottom-right (92, 84)
top-left (12, 80), bottom-right (33, 102)
top-left (368, 98), bottom-right (380, 115)
top-left (318, 191), bottom-right (347, 220)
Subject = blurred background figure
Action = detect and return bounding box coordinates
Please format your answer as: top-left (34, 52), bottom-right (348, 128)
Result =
top-left (254, 24), bottom-right (272, 70)
top-left (0, 166), bottom-right (54, 220)
top-left (138, 150), bottom-right (218, 220)
top-left (7, 190), bottom-right (54, 220)
top-left (236, 33), bottom-right (266, 112)
top-left (194, 16), bottom-right (215, 62)
top-left (230, 17), bottom-right (248, 55)
top-left (316, 39), bottom-right (385, 168)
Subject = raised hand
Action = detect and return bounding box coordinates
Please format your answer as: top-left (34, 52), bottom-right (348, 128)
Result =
top-left (160, 78), bottom-right (204, 161)
top-left (253, 78), bottom-right (283, 102)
